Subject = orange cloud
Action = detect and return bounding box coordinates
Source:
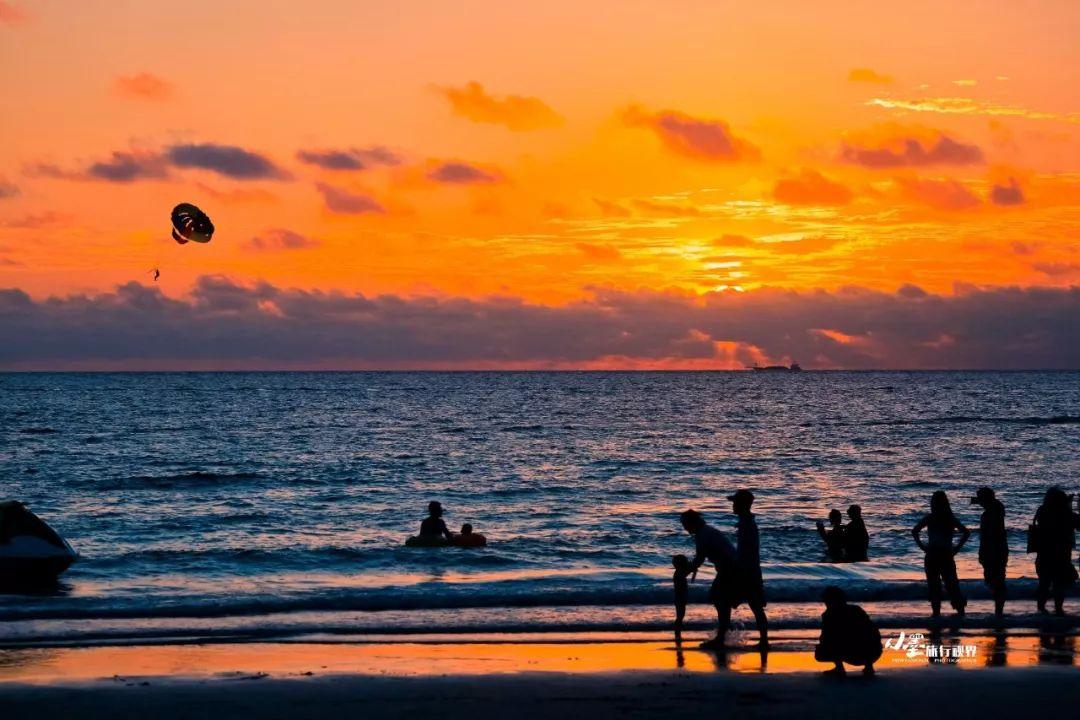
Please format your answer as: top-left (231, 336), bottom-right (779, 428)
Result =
top-left (435, 81), bottom-right (562, 131)
top-left (112, 73), bottom-right (174, 101)
top-left (848, 68), bottom-right (892, 84)
top-left (631, 198), bottom-right (702, 217)
top-left (897, 177), bottom-right (980, 210)
top-left (622, 106), bottom-right (760, 162)
top-left (426, 160), bottom-right (503, 184)
top-left (314, 182), bottom-right (386, 214)
top-left (841, 128), bottom-right (983, 168)
top-left (576, 243), bottom-right (621, 261)
top-left (773, 169), bottom-right (853, 205)
top-left (990, 178), bottom-right (1025, 206)
top-left (246, 228), bottom-right (320, 252)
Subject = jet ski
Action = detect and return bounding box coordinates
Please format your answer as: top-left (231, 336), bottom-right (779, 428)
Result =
top-left (0, 501), bottom-right (77, 584)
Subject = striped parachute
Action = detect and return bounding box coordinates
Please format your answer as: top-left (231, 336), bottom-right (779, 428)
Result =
top-left (171, 203), bottom-right (214, 245)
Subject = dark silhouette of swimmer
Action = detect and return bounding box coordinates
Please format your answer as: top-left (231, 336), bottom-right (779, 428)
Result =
top-left (817, 509), bottom-right (847, 562)
top-left (912, 491), bottom-right (970, 617)
top-left (672, 554), bottom-right (691, 636)
top-left (971, 487), bottom-right (1008, 616)
top-left (1030, 487), bottom-right (1079, 616)
top-left (729, 489), bottom-right (769, 649)
top-left (452, 523), bottom-right (487, 548)
top-left (419, 501), bottom-right (453, 541)
top-left (680, 508), bottom-right (737, 648)
top-left (844, 505), bottom-right (869, 562)
top-left (815, 586), bottom-right (882, 676)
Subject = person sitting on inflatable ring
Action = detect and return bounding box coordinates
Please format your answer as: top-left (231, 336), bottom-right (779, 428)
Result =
top-left (451, 523), bottom-right (487, 548)
top-left (419, 501), bottom-right (454, 542)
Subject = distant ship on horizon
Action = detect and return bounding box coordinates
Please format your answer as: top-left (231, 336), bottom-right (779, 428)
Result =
top-left (748, 362), bottom-right (802, 372)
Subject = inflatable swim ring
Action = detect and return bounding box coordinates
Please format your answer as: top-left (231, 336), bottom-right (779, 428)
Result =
top-left (450, 533), bottom-right (487, 548)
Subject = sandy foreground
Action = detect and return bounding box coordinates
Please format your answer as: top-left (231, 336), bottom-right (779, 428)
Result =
top-left (1, 636), bottom-right (1078, 719)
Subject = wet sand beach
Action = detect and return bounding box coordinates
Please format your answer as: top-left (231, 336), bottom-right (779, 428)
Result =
top-left (1, 633), bottom-right (1078, 720)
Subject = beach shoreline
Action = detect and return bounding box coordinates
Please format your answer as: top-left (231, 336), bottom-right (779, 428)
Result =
top-left (1, 642), bottom-right (1078, 720)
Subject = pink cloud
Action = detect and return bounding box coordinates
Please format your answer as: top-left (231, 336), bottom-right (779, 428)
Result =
top-left (622, 106), bottom-right (760, 162)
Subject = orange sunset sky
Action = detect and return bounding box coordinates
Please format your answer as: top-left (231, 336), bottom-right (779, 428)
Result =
top-left (1, 1), bottom-right (1078, 369)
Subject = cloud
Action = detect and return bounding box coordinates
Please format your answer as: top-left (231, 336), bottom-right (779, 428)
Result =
top-left (576, 243), bottom-right (622, 261)
top-left (631, 198), bottom-right (702, 217)
top-left (2, 279), bottom-right (1077, 370)
top-left (296, 146), bottom-right (402, 171)
top-left (1033, 263), bottom-right (1080, 279)
top-left (0, 2), bottom-right (27, 25)
top-left (773, 169), bottom-right (853, 205)
top-left (990, 178), bottom-right (1025, 206)
top-left (245, 228), bottom-right (320, 252)
top-left (594, 198), bottom-right (631, 217)
top-left (866, 97), bottom-right (1071, 123)
top-left (166, 143), bottom-right (289, 180)
top-left (622, 105), bottom-right (760, 162)
top-left (0, 178), bottom-right (17, 198)
top-left (0, 211), bottom-right (72, 229)
top-left (112, 73), bottom-right (173, 101)
top-left (435, 81), bottom-right (562, 131)
top-left (848, 68), bottom-right (892, 84)
top-left (314, 182), bottom-right (385, 214)
top-left (896, 177), bottom-right (981, 210)
top-left (87, 150), bottom-right (170, 182)
top-left (841, 131), bottom-right (983, 168)
top-left (27, 151), bottom-right (168, 183)
top-left (427, 161), bottom-right (502, 184)
top-left (711, 234), bottom-right (755, 248)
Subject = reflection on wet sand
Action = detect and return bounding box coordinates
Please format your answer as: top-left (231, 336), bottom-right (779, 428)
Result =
top-left (0, 629), bottom-right (1073, 684)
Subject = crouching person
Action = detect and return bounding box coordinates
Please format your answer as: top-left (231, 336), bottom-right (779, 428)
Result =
top-left (814, 586), bottom-right (882, 676)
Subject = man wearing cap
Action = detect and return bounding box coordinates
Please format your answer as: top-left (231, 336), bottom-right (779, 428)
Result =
top-left (972, 487), bottom-right (1008, 616)
top-left (679, 509), bottom-right (737, 648)
top-left (729, 489), bottom-right (769, 648)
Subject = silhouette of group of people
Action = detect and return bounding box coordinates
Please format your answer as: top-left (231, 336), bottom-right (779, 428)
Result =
top-left (816, 505), bottom-right (869, 562)
top-left (673, 485), bottom-right (1079, 675)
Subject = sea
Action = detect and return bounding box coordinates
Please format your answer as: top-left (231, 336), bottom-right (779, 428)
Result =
top-left (1, 371), bottom-right (1078, 646)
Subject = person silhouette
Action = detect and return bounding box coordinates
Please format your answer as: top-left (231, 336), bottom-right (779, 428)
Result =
top-left (451, 523), bottom-right (487, 547)
top-left (1030, 487), bottom-right (1078, 616)
top-left (971, 487), bottom-right (1008, 616)
top-left (672, 554), bottom-right (692, 637)
top-left (419, 501), bottom-right (453, 542)
top-left (844, 505), bottom-right (869, 562)
top-left (680, 509), bottom-right (737, 649)
top-left (728, 489), bottom-right (769, 649)
top-left (814, 586), bottom-right (882, 676)
top-left (817, 509), bottom-right (847, 562)
top-left (912, 490), bottom-right (970, 617)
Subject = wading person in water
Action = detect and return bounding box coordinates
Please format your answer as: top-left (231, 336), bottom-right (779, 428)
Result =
top-left (817, 509), bottom-right (847, 562)
top-left (729, 490), bottom-right (769, 649)
top-left (844, 505), bottom-right (869, 562)
top-left (419, 501), bottom-right (453, 542)
top-left (680, 509), bottom-right (737, 649)
top-left (912, 491), bottom-right (970, 617)
top-left (971, 487), bottom-right (1008, 616)
top-left (1030, 487), bottom-right (1079, 616)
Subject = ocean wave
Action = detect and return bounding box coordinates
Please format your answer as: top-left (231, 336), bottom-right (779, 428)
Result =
top-left (0, 577), bottom-right (1043, 623)
top-left (18, 427), bottom-right (58, 434)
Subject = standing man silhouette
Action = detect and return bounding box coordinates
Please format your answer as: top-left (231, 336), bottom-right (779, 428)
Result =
top-left (729, 489), bottom-right (769, 649)
top-left (972, 487), bottom-right (1008, 616)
